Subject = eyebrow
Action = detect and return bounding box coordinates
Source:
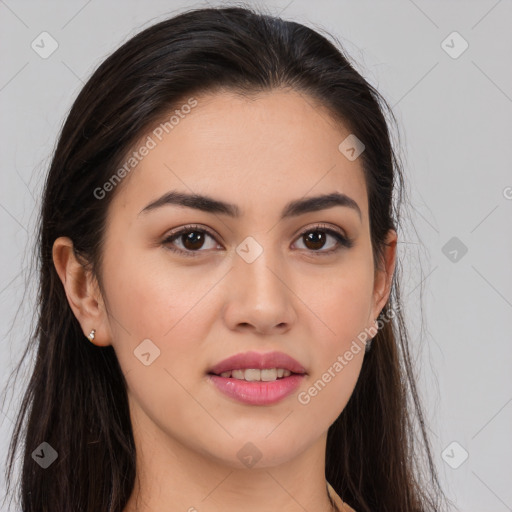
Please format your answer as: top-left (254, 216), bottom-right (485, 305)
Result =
top-left (139, 190), bottom-right (362, 221)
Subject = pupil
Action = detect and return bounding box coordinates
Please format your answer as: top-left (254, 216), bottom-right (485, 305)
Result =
top-left (183, 231), bottom-right (204, 250)
top-left (305, 231), bottom-right (325, 250)
top-left (180, 230), bottom-right (327, 251)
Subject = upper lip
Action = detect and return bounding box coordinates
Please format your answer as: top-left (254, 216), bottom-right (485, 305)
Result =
top-left (208, 351), bottom-right (307, 375)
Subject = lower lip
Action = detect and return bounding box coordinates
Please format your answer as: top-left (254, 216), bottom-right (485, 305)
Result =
top-left (208, 374), bottom-right (305, 405)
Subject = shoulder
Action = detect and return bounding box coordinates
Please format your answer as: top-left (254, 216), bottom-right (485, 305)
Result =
top-left (327, 481), bottom-right (357, 512)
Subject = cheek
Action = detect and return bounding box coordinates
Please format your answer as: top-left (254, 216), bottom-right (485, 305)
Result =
top-left (100, 254), bottom-right (217, 400)
top-left (296, 262), bottom-right (371, 409)
top-left (304, 259), bottom-right (374, 345)
top-left (99, 232), bottom-right (373, 466)
top-left (102, 246), bottom-right (220, 341)
top-left (296, 281), bottom-right (368, 423)
top-left (103, 251), bottom-right (218, 443)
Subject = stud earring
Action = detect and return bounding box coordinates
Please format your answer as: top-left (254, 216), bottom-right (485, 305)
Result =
top-left (365, 319), bottom-right (378, 353)
top-left (87, 329), bottom-right (96, 342)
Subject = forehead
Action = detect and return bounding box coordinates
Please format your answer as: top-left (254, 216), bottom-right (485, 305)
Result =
top-left (110, 88), bottom-right (368, 221)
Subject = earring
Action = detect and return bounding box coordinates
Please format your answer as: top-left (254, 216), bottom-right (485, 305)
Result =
top-left (87, 329), bottom-right (96, 342)
top-left (365, 319), bottom-right (378, 353)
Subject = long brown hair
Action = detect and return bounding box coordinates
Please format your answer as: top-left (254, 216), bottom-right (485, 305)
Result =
top-left (2, 5), bottom-right (452, 511)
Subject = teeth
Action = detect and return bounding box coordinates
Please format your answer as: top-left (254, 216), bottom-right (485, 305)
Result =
top-left (245, 369), bottom-right (261, 382)
top-left (261, 368), bottom-right (277, 381)
top-left (217, 368), bottom-right (294, 381)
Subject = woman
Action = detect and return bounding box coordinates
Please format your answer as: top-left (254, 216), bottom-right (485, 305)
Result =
top-left (3, 5), bottom-right (450, 511)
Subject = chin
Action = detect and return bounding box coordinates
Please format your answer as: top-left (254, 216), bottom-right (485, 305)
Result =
top-left (202, 434), bottom-right (311, 471)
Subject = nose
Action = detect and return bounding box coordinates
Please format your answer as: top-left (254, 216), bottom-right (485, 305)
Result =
top-left (222, 245), bottom-right (297, 335)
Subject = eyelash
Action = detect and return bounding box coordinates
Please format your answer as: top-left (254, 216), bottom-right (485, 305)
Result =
top-left (162, 223), bottom-right (354, 258)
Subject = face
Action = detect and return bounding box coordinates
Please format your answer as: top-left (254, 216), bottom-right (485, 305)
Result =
top-left (94, 89), bottom-right (395, 469)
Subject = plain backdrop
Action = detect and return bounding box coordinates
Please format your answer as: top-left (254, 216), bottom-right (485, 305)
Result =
top-left (0, 1), bottom-right (511, 511)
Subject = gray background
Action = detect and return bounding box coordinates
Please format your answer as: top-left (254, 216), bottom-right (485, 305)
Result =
top-left (1, 1), bottom-right (511, 511)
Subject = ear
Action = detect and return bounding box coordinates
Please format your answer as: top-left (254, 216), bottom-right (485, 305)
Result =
top-left (370, 229), bottom-right (398, 324)
top-left (52, 236), bottom-right (111, 347)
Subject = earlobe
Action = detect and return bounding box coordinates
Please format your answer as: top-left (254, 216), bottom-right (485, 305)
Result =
top-left (372, 229), bottom-right (398, 319)
top-left (52, 237), bottom-right (111, 347)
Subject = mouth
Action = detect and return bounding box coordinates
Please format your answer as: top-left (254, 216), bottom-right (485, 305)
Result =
top-left (207, 350), bottom-right (307, 378)
top-left (207, 351), bottom-right (307, 405)
top-left (208, 367), bottom-right (302, 381)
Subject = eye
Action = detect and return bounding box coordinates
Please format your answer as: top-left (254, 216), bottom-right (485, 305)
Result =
top-left (162, 224), bottom-right (220, 257)
top-left (162, 223), bottom-right (353, 258)
top-left (293, 223), bottom-right (354, 255)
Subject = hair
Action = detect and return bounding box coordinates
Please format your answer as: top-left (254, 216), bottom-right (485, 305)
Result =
top-left (2, 4), bottom-right (452, 512)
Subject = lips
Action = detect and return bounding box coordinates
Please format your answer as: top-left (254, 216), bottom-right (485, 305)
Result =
top-left (208, 350), bottom-right (307, 376)
top-left (207, 351), bottom-right (307, 405)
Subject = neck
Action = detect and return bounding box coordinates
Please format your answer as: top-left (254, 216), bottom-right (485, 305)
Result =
top-left (123, 404), bottom-right (335, 512)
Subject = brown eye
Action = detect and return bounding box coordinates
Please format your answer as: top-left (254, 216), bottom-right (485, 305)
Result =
top-left (302, 230), bottom-right (328, 251)
top-left (162, 223), bottom-right (353, 258)
top-left (162, 224), bottom-right (220, 257)
top-left (294, 225), bottom-right (353, 254)
top-left (180, 231), bottom-right (207, 250)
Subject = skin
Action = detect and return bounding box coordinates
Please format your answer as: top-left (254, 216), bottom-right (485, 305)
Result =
top-left (53, 88), bottom-right (397, 512)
